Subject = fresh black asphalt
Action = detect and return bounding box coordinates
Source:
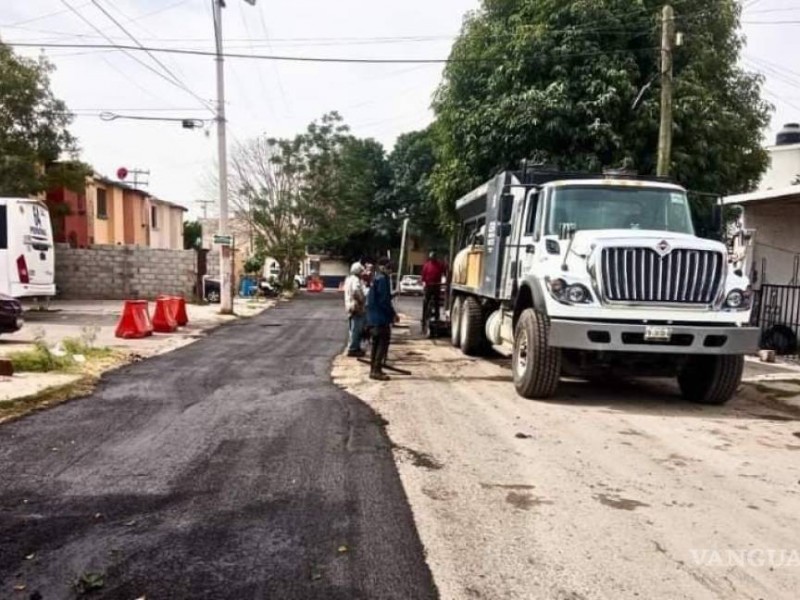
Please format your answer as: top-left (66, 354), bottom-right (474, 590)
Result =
top-left (0, 294), bottom-right (438, 599)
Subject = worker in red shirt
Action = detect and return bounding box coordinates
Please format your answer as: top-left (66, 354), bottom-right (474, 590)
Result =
top-left (421, 251), bottom-right (446, 329)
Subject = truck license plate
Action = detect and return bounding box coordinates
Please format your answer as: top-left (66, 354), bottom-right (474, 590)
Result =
top-left (644, 326), bottom-right (672, 342)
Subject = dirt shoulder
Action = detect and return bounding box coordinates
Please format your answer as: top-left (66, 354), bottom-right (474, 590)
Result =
top-left (333, 318), bottom-right (800, 600)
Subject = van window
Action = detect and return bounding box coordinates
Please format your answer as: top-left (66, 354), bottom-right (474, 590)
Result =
top-left (0, 206), bottom-right (6, 249)
top-left (97, 188), bottom-right (108, 219)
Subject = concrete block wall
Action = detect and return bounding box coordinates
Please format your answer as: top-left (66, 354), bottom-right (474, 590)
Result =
top-left (55, 244), bottom-right (199, 300)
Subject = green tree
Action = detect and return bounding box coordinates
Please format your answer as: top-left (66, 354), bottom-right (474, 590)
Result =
top-left (431, 0), bottom-right (771, 221)
top-left (0, 43), bottom-right (80, 196)
top-left (183, 220), bottom-right (203, 249)
top-left (387, 127), bottom-right (441, 244)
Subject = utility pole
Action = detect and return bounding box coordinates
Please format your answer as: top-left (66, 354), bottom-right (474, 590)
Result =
top-left (213, 0), bottom-right (256, 314)
top-left (196, 199), bottom-right (214, 219)
top-left (657, 4), bottom-right (675, 177)
top-left (397, 218), bottom-right (409, 284)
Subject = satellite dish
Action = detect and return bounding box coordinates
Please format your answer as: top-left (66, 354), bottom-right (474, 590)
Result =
top-left (117, 167), bottom-right (129, 180)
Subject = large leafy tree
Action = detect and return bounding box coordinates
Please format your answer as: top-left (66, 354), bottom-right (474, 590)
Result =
top-left (0, 43), bottom-right (81, 196)
top-left (387, 127), bottom-right (441, 245)
top-left (230, 112), bottom-right (396, 279)
top-left (432, 0), bottom-right (771, 220)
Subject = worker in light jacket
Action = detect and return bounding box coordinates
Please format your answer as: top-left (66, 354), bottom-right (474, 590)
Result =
top-left (344, 261), bottom-right (367, 357)
top-left (366, 257), bottom-right (397, 381)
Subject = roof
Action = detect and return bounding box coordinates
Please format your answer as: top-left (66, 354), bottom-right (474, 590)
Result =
top-left (149, 196), bottom-right (188, 212)
top-left (540, 178), bottom-right (685, 191)
top-left (722, 185), bottom-right (800, 206)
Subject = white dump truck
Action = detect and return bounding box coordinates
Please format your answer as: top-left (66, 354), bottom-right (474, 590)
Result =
top-left (448, 168), bottom-right (759, 405)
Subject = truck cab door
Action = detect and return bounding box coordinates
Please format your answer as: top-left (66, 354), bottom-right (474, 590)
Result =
top-left (518, 189), bottom-right (541, 280)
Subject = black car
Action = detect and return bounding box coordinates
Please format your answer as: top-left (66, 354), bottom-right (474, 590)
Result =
top-left (0, 294), bottom-right (23, 334)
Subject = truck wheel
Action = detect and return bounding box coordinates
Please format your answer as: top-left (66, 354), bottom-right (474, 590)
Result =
top-left (678, 355), bottom-right (744, 405)
top-left (450, 296), bottom-right (463, 347)
top-left (460, 297), bottom-right (484, 356)
top-left (512, 309), bottom-right (561, 399)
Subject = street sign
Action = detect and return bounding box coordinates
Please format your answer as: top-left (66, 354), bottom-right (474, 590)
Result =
top-left (213, 234), bottom-right (233, 247)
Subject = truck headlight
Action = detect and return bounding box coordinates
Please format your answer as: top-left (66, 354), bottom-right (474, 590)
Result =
top-left (724, 289), bottom-right (751, 310)
top-left (566, 285), bottom-right (589, 303)
top-left (546, 278), bottom-right (592, 305)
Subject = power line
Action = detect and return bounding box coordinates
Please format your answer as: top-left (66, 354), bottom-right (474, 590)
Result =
top-left (4, 2), bottom-right (92, 27)
top-left (88, 0), bottom-right (212, 113)
top-left (5, 40), bottom-right (662, 63)
top-left (54, 1), bottom-right (176, 106)
top-left (57, 0), bottom-right (213, 113)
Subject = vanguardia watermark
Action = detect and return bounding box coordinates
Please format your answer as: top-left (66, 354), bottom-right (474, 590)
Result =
top-left (689, 549), bottom-right (800, 568)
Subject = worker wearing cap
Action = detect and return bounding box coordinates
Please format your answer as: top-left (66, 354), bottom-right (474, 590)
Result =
top-left (344, 261), bottom-right (367, 357)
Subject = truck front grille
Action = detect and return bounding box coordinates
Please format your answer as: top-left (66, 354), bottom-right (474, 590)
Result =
top-left (600, 247), bottom-right (724, 304)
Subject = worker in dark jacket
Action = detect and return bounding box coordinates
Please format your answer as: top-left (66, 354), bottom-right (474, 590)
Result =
top-left (366, 257), bottom-right (397, 381)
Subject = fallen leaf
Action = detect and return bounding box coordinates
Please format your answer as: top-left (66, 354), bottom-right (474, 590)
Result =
top-left (13, 584), bottom-right (26, 591)
top-left (25, 553), bottom-right (35, 560)
top-left (337, 545), bottom-right (348, 554)
top-left (94, 513), bottom-right (102, 519)
top-left (515, 432), bottom-right (532, 439)
top-left (124, 520), bottom-right (137, 527)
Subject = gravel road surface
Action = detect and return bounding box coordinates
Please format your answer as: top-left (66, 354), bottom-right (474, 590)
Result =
top-left (0, 294), bottom-right (437, 599)
top-left (334, 297), bottom-right (800, 600)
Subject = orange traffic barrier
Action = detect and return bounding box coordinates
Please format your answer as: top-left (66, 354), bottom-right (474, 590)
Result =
top-left (152, 296), bottom-right (178, 333)
top-left (157, 295), bottom-right (189, 327)
top-left (115, 300), bottom-right (153, 339)
top-left (173, 296), bottom-right (189, 326)
top-left (307, 278), bottom-right (324, 293)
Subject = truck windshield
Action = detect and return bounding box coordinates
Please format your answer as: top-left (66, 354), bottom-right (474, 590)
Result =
top-left (546, 186), bottom-right (694, 236)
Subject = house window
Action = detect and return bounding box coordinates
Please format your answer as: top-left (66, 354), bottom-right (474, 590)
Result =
top-left (96, 188), bottom-right (108, 219)
top-left (151, 205), bottom-right (159, 229)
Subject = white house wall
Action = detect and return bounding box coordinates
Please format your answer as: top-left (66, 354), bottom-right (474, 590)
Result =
top-left (745, 202), bottom-right (800, 285)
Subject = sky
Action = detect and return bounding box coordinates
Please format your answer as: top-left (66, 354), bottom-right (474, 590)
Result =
top-left (0, 0), bottom-right (798, 218)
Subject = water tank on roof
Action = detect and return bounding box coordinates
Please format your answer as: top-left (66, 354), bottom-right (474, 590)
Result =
top-left (776, 123), bottom-right (800, 146)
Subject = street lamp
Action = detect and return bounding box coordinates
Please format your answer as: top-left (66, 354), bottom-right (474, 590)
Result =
top-left (213, 0), bottom-right (256, 314)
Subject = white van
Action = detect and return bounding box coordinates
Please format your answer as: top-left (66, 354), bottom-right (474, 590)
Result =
top-left (0, 198), bottom-right (56, 298)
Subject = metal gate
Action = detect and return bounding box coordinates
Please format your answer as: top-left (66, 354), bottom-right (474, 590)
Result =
top-left (752, 284), bottom-right (800, 354)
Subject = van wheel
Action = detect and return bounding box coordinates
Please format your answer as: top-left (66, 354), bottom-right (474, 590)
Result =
top-left (678, 355), bottom-right (744, 405)
top-left (459, 297), bottom-right (484, 356)
top-left (450, 296), bottom-right (463, 347)
top-left (512, 309), bottom-right (561, 399)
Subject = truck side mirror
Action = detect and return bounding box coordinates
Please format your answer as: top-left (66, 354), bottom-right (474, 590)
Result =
top-left (559, 222), bottom-right (577, 241)
top-left (500, 193), bottom-right (514, 223)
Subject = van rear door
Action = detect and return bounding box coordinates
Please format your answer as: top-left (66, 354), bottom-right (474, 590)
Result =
top-left (8, 199), bottom-right (56, 298)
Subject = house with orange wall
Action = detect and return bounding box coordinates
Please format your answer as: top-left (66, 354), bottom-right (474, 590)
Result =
top-left (47, 174), bottom-right (185, 249)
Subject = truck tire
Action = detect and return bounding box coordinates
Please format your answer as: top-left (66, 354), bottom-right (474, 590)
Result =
top-left (512, 309), bottom-right (561, 399)
top-left (460, 296), bottom-right (484, 356)
top-left (678, 355), bottom-right (744, 405)
top-left (450, 296), bottom-right (463, 348)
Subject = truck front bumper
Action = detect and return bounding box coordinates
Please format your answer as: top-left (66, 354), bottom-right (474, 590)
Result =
top-left (549, 320), bottom-right (759, 355)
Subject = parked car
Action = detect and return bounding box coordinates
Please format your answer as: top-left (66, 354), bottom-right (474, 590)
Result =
top-left (399, 275), bottom-right (424, 296)
top-left (295, 274), bottom-right (307, 288)
top-left (0, 293), bottom-right (23, 334)
top-left (203, 277), bottom-right (221, 303)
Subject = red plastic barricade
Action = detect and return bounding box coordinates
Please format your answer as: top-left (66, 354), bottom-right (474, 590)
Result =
top-left (307, 278), bottom-right (324, 293)
top-left (152, 296), bottom-right (178, 333)
top-left (157, 295), bottom-right (188, 327)
top-left (115, 300), bottom-right (153, 339)
top-left (173, 296), bottom-right (189, 326)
